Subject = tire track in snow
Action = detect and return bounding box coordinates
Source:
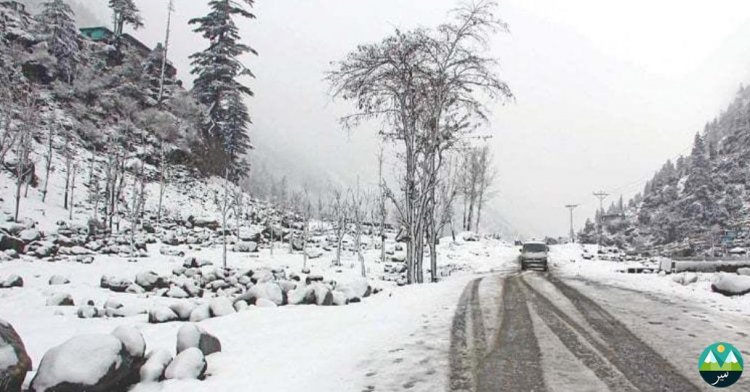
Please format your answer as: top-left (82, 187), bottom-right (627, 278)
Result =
top-left (547, 277), bottom-right (702, 392)
top-left (476, 276), bottom-right (547, 392)
top-left (449, 277), bottom-right (485, 392)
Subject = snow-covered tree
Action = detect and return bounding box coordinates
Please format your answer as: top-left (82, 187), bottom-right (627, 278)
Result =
top-left (189, 0), bottom-right (256, 176)
top-left (36, 0), bottom-right (79, 82)
top-left (108, 0), bottom-right (143, 38)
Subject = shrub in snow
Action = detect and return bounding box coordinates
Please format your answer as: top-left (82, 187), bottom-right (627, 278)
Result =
top-left (711, 274), bottom-right (750, 296)
top-left (177, 324), bottom-right (221, 356)
top-left (46, 293), bottom-right (74, 307)
top-left (30, 334), bottom-right (139, 392)
top-left (148, 306), bottom-right (179, 324)
top-left (135, 271), bottom-right (169, 291)
top-left (1, 275), bottom-right (23, 289)
top-left (170, 302), bottom-right (197, 321)
top-left (139, 349), bottom-right (172, 383)
top-left (235, 282), bottom-right (285, 306)
top-left (189, 304), bottom-right (212, 322)
top-left (209, 297), bottom-right (235, 317)
top-left (0, 318), bottom-right (32, 392)
top-left (164, 348), bottom-right (207, 380)
top-left (48, 275), bottom-right (70, 285)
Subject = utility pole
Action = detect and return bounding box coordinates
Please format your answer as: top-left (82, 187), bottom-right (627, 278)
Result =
top-left (593, 191), bottom-right (609, 248)
top-left (565, 204), bottom-right (579, 243)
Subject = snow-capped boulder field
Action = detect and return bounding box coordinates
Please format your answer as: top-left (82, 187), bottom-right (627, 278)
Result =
top-left (0, 319), bottom-right (32, 392)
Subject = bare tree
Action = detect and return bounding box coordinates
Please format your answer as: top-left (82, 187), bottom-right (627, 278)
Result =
top-left (328, 0), bottom-right (512, 284)
top-left (10, 87), bottom-right (38, 222)
top-left (41, 124), bottom-right (54, 203)
top-left (474, 145), bottom-right (496, 233)
top-left (350, 178), bottom-right (370, 278)
top-left (329, 187), bottom-right (350, 266)
top-left (68, 163), bottom-right (77, 221)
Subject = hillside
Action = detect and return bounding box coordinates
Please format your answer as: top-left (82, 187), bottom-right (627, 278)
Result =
top-left (581, 85), bottom-right (750, 256)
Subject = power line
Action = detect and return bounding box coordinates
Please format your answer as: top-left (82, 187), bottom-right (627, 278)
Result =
top-left (592, 191), bottom-right (609, 247)
top-left (565, 204), bottom-right (579, 242)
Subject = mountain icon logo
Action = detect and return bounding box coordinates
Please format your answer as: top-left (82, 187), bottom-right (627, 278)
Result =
top-left (699, 342), bottom-right (743, 388)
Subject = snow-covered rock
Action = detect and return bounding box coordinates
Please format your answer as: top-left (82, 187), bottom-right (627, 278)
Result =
top-left (30, 334), bottom-right (138, 392)
top-left (176, 324), bottom-right (222, 356)
top-left (305, 247), bottom-right (324, 259)
top-left (111, 326), bottom-right (146, 359)
top-left (232, 241), bottom-right (258, 253)
top-left (332, 291), bottom-right (348, 306)
top-left (235, 282), bottom-right (285, 306)
top-left (18, 228), bottom-right (40, 243)
top-left (100, 275), bottom-right (132, 292)
top-left (135, 271), bottom-right (168, 291)
top-left (0, 233), bottom-right (24, 254)
top-left (336, 276), bottom-right (371, 300)
top-left (238, 226), bottom-right (262, 242)
top-left (0, 318), bottom-right (32, 392)
top-left (1, 275), bottom-right (23, 289)
top-left (166, 286), bottom-right (190, 299)
top-left (256, 298), bottom-right (278, 308)
top-left (287, 286), bottom-right (315, 305)
top-left (148, 306), bottom-right (179, 324)
top-left (139, 349), bottom-right (172, 383)
top-left (46, 293), bottom-right (74, 307)
top-left (77, 305), bottom-right (103, 319)
top-left (311, 283), bottom-right (334, 306)
top-left (163, 348), bottom-right (207, 380)
top-left (738, 268), bottom-right (750, 276)
top-left (711, 274), bottom-right (750, 296)
top-left (189, 304), bottom-right (211, 322)
top-left (48, 275), bottom-right (70, 285)
top-left (170, 302), bottom-right (197, 321)
top-left (671, 272), bottom-right (698, 286)
top-left (209, 297), bottom-right (235, 317)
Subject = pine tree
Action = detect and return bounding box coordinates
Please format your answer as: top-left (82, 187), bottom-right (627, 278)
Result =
top-left (108, 0), bottom-right (143, 38)
top-left (36, 0), bottom-right (79, 82)
top-left (189, 0), bottom-right (256, 176)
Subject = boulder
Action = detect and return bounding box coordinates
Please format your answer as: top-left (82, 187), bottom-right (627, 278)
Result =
top-left (46, 293), bottom-right (74, 307)
top-left (0, 318), bottom-right (32, 392)
top-left (232, 241), bottom-right (258, 253)
top-left (235, 282), bottom-right (285, 306)
top-left (238, 226), bottom-right (262, 242)
top-left (311, 283), bottom-right (334, 306)
top-left (166, 286), bottom-right (190, 299)
top-left (287, 286), bottom-right (316, 305)
top-left (48, 275), bottom-right (70, 285)
top-left (169, 302), bottom-right (197, 321)
top-left (101, 276), bottom-right (132, 292)
top-left (305, 248), bottom-right (323, 259)
top-left (1, 275), bottom-right (23, 289)
top-left (176, 324), bottom-right (221, 356)
top-left (738, 268), bottom-right (750, 276)
top-left (139, 349), bottom-right (172, 383)
top-left (135, 271), bottom-right (168, 291)
top-left (148, 306), bottom-right (179, 324)
top-left (159, 245), bottom-right (184, 257)
top-left (27, 241), bottom-right (56, 258)
top-left (336, 277), bottom-right (372, 300)
top-left (305, 275), bottom-right (325, 285)
top-left (125, 284), bottom-right (146, 295)
top-left (77, 305), bottom-right (102, 319)
top-left (711, 274), bottom-right (750, 296)
top-left (163, 348), bottom-right (206, 380)
top-left (18, 229), bottom-right (40, 243)
top-left (234, 300), bottom-right (248, 311)
top-left (332, 291), bottom-right (348, 306)
top-left (209, 297), bottom-right (235, 317)
top-left (104, 299), bottom-right (124, 310)
top-left (0, 233), bottom-right (24, 254)
top-left (188, 304), bottom-right (211, 322)
top-left (30, 334), bottom-right (139, 392)
top-left (671, 273), bottom-right (698, 286)
top-left (255, 298), bottom-right (277, 308)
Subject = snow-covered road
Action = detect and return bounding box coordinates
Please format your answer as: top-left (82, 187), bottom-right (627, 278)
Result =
top-left (450, 267), bottom-right (750, 392)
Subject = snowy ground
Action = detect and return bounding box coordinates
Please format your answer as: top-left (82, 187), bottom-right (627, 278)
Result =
top-left (0, 235), bottom-right (519, 391)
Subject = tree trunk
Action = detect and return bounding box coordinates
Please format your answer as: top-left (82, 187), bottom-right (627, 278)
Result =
top-left (68, 165), bottom-right (76, 221)
top-left (157, 144), bottom-right (166, 229)
top-left (222, 168), bottom-right (229, 269)
top-left (41, 127), bottom-right (53, 202)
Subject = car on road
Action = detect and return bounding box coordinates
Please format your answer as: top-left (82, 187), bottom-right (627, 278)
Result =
top-left (519, 242), bottom-right (549, 271)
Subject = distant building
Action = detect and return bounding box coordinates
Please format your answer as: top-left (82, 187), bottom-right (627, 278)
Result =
top-left (79, 26), bottom-right (177, 78)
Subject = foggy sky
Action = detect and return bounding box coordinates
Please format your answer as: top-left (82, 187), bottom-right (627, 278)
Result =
top-left (81, 0), bottom-right (750, 238)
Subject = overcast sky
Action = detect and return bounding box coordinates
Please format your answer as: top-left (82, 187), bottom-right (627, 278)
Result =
top-left (82, 0), bottom-right (750, 238)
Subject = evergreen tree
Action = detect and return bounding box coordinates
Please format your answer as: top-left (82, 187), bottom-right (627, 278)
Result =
top-left (189, 0), bottom-right (256, 176)
top-left (36, 0), bottom-right (79, 82)
top-left (108, 0), bottom-right (143, 38)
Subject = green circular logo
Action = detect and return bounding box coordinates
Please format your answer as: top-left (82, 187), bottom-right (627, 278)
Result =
top-left (699, 342), bottom-right (743, 388)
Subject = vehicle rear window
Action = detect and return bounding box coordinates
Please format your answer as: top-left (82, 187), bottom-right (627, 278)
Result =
top-left (523, 244), bottom-right (547, 252)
